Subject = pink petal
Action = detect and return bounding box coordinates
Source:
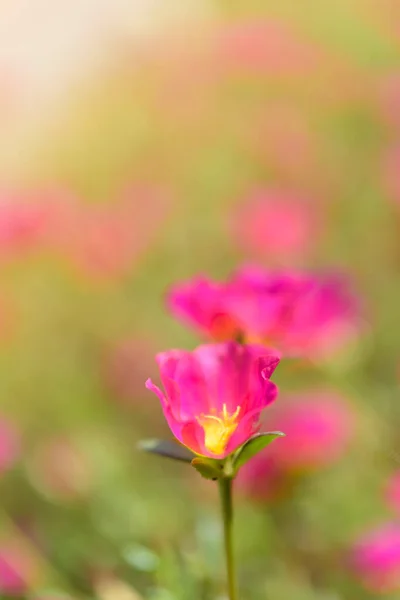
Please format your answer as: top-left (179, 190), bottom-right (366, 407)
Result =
top-left (145, 378), bottom-right (182, 439)
top-left (156, 352), bottom-right (210, 421)
top-left (166, 277), bottom-right (223, 332)
top-left (259, 355), bottom-right (280, 379)
top-left (145, 378), bottom-right (166, 406)
top-left (225, 406), bottom-right (264, 456)
top-left (181, 421), bottom-right (205, 455)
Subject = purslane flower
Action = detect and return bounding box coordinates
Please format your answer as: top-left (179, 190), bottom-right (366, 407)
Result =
top-left (384, 471), bottom-right (400, 515)
top-left (260, 390), bottom-right (355, 471)
top-left (350, 523), bottom-right (400, 593)
top-left (230, 188), bottom-right (321, 264)
top-left (0, 539), bottom-right (39, 596)
top-left (237, 389), bottom-right (355, 501)
top-left (145, 342), bottom-right (280, 459)
top-left (166, 276), bottom-right (239, 341)
top-left (167, 266), bottom-right (361, 359)
top-left (54, 184), bottom-right (170, 280)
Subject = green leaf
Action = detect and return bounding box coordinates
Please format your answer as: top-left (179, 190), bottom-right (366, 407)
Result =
top-left (191, 457), bottom-right (223, 480)
top-left (233, 432), bottom-right (285, 473)
top-left (138, 439), bottom-right (195, 463)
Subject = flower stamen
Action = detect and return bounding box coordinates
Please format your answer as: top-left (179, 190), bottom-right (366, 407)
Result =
top-left (197, 404), bottom-right (241, 456)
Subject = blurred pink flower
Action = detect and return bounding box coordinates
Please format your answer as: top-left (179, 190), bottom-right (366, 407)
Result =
top-left (235, 452), bottom-right (287, 503)
top-left (0, 188), bottom-right (89, 266)
top-left (385, 472), bottom-right (400, 514)
top-left (146, 342), bottom-right (280, 459)
top-left (215, 19), bottom-right (319, 77)
top-left (237, 390), bottom-right (354, 501)
top-left (0, 190), bottom-right (63, 260)
top-left (264, 390), bottom-right (355, 471)
top-left (62, 206), bottom-right (135, 279)
top-left (167, 276), bottom-right (240, 341)
top-left (350, 523), bottom-right (400, 593)
top-left (0, 418), bottom-right (19, 474)
top-left (168, 267), bottom-right (361, 360)
top-left (231, 188), bottom-right (321, 263)
top-left (55, 184), bottom-right (170, 280)
top-left (0, 539), bottom-right (39, 595)
top-left (383, 145), bottom-right (400, 205)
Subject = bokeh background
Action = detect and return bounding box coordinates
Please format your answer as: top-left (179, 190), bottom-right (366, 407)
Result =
top-left (1, 1), bottom-right (400, 598)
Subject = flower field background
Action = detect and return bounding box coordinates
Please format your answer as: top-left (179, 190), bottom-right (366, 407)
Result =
top-left (1, 0), bottom-right (400, 598)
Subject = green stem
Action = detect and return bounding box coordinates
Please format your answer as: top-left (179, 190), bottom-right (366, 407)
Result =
top-left (219, 477), bottom-right (237, 600)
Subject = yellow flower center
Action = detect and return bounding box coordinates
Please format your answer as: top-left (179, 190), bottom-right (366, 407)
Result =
top-left (197, 404), bottom-right (241, 456)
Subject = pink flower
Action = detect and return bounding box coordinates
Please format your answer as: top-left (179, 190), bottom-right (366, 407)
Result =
top-left (167, 276), bottom-right (240, 341)
top-left (55, 184), bottom-right (170, 280)
top-left (235, 453), bottom-right (286, 502)
top-left (146, 342), bottom-right (280, 459)
top-left (231, 188), bottom-right (320, 263)
top-left (237, 390), bottom-right (354, 500)
top-left (0, 189), bottom-right (65, 260)
top-left (350, 523), bottom-right (400, 593)
top-left (263, 390), bottom-right (355, 471)
top-left (215, 19), bottom-right (319, 77)
top-left (168, 267), bottom-right (361, 359)
top-left (0, 418), bottom-right (19, 475)
top-left (0, 539), bottom-right (39, 595)
top-left (385, 472), bottom-right (400, 514)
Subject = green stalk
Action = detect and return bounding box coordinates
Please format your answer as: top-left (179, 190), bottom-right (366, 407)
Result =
top-left (219, 477), bottom-right (237, 600)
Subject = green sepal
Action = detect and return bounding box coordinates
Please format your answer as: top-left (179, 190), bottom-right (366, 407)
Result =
top-left (232, 431), bottom-right (285, 473)
top-left (191, 457), bottom-right (224, 480)
top-left (138, 439), bottom-right (195, 463)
